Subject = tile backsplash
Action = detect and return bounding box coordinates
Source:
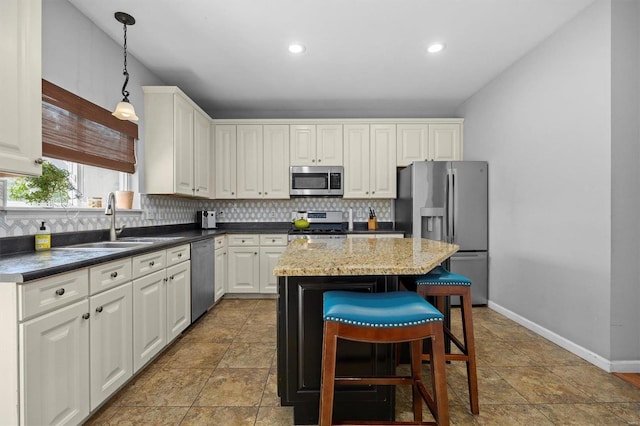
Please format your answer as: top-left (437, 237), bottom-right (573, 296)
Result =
top-left (0, 192), bottom-right (392, 238)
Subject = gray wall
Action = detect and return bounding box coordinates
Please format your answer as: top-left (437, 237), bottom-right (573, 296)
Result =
top-left (458, 0), bottom-right (640, 369)
top-left (610, 0), bottom-right (640, 362)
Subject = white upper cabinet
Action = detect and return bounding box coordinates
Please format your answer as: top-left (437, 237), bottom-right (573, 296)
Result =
top-left (214, 124), bottom-right (237, 199)
top-left (262, 125), bottom-right (290, 198)
top-left (236, 125), bottom-right (263, 199)
top-left (143, 86), bottom-right (213, 198)
top-left (397, 122), bottom-right (462, 166)
top-left (290, 124), bottom-right (343, 166)
top-left (0, 0), bottom-right (42, 176)
top-left (344, 124), bottom-right (396, 198)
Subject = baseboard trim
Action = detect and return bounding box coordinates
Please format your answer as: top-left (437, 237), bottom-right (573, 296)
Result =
top-left (487, 301), bottom-right (640, 373)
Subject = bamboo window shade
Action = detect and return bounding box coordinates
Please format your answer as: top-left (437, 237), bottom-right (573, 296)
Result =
top-left (42, 80), bottom-right (139, 174)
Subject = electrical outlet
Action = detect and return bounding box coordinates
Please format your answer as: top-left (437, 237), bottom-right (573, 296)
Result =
top-left (357, 208), bottom-right (364, 219)
top-left (270, 209), bottom-right (276, 218)
top-left (145, 212), bottom-right (156, 220)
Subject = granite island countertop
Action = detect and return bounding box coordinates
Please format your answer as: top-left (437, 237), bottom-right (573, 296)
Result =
top-left (273, 237), bottom-right (458, 276)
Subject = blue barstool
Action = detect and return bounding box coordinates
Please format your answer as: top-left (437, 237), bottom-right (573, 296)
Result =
top-left (319, 291), bottom-right (450, 426)
top-left (412, 265), bottom-right (479, 415)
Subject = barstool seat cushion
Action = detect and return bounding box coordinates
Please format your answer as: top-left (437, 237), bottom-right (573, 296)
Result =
top-left (323, 291), bottom-right (443, 328)
top-left (415, 265), bottom-right (472, 286)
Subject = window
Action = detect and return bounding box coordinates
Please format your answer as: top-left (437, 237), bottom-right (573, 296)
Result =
top-left (4, 81), bottom-right (138, 208)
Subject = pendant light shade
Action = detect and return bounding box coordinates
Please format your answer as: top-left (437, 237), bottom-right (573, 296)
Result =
top-left (112, 101), bottom-right (139, 121)
top-left (112, 12), bottom-right (138, 122)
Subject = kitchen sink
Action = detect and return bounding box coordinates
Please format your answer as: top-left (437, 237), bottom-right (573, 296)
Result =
top-left (54, 241), bottom-right (154, 250)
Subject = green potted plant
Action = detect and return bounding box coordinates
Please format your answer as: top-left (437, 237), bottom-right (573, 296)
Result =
top-left (8, 160), bottom-right (79, 206)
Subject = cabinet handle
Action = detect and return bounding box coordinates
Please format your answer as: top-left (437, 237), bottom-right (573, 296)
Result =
top-left (254, 252), bottom-right (258, 255)
top-left (318, 159), bottom-right (322, 163)
top-left (366, 191), bottom-right (369, 195)
top-left (311, 159), bottom-right (316, 163)
top-left (372, 191), bottom-right (375, 194)
top-left (96, 306), bottom-right (103, 313)
top-left (82, 313), bottom-right (90, 320)
top-left (170, 275), bottom-right (175, 280)
top-left (272, 239), bottom-right (275, 242)
top-left (34, 158), bottom-right (44, 165)
top-left (111, 271), bottom-right (118, 278)
top-left (258, 192), bottom-right (262, 195)
top-left (242, 239), bottom-right (245, 243)
top-left (265, 192), bottom-right (268, 195)
top-left (231, 192), bottom-right (235, 195)
top-left (55, 288), bottom-right (65, 296)
top-left (178, 253), bottom-right (182, 258)
top-left (149, 261), bottom-right (155, 266)
top-left (164, 277), bottom-right (168, 282)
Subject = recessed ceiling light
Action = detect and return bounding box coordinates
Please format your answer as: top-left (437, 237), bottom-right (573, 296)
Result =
top-left (427, 43), bottom-right (445, 54)
top-left (288, 44), bottom-right (306, 54)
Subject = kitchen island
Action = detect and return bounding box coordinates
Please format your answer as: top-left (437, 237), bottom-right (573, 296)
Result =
top-left (274, 237), bottom-right (459, 424)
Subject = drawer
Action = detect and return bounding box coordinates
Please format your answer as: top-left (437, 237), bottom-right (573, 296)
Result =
top-left (227, 234), bottom-right (259, 246)
top-left (214, 236), bottom-right (226, 250)
top-left (167, 244), bottom-right (190, 266)
top-left (19, 269), bottom-right (89, 320)
top-left (132, 250), bottom-right (167, 279)
top-left (89, 258), bottom-right (133, 295)
top-left (260, 234), bottom-right (288, 246)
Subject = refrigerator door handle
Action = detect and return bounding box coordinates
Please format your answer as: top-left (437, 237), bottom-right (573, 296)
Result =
top-left (451, 168), bottom-right (456, 243)
top-left (446, 169), bottom-right (454, 242)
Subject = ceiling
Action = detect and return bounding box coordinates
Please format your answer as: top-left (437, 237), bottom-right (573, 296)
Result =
top-left (68, 0), bottom-right (595, 119)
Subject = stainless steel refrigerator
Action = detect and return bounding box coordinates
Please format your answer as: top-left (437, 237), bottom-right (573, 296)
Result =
top-left (395, 161), bottom-right (488, 305)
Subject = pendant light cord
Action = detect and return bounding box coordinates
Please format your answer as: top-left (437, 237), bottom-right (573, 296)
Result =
top-left (120, 22), bottom-right (130, 102)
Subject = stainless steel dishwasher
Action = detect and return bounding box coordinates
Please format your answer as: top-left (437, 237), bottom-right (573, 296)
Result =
top-left (190, 239), bottom-right (215, 322)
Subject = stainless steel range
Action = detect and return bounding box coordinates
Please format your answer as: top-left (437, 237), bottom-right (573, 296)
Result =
top-left (288, 211), bottom-right (346, 241)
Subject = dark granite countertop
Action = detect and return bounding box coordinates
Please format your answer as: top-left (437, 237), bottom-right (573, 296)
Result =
top-left (0, 221), bottom-right (401, 283)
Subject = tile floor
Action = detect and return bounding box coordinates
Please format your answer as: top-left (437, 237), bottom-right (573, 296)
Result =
top-left (86, 299), bottom-right (640, 425)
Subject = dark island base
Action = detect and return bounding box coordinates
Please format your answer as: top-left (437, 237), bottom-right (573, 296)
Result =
top-left (277, 275), bottom-right (398, 425)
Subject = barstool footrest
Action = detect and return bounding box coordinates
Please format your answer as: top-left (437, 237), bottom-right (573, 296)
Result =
top-left (335, 376), bottom-right (415, 386)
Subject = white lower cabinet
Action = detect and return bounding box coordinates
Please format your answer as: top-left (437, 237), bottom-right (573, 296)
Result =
top-left (132, 246), bottom-right (191, 373)
top-left (20, 299), bottom-right (90, 426)
top-left (132, 269), bottom-right (167, 373)
top-left (214, 236), bottom-right (227, 302)
top-left (89, 283), bottom-right (133, 410)
top-left (4, 243), bottom-right (196, 425)
top-left (227, 234), bottom-right (287, 294)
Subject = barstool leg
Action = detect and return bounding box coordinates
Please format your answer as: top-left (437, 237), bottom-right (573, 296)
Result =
top-left (410, 339), bottom-right (423, 423)
top-left (319, 322), bottom-right (338, 426)
top-left (430, 330), bottom-right (450, 426)
top-left (460, 291), bottom-right (479, 415)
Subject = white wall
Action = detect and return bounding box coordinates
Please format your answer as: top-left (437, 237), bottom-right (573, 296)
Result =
top-left (42, 0), bottom-right (165, 195)
top-left (458, 1), bottom-right (616, 361)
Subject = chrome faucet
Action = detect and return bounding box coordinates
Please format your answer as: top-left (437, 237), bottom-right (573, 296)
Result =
top-left (105, 191), bottom-right (125, 241)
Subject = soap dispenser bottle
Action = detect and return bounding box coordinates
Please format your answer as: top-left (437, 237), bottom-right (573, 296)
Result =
top-left (35, 221), bottom-right (51, 251)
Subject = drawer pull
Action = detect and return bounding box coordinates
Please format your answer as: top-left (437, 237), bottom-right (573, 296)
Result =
top-left (254, 252), bottom-right (258, 255)
top-left (178, 253), bottom-right (182, 258)
top-left (242, 239), bottom-right (245, 243)
top-left (170, 275), bottom-right (174, 280)
top-left (111, 272), bottom-right (118, 278)
top-left (55, 288), bottom-right (65, 296)
top-left (164, 277), bottom-right (168, 282)
top-left (82, 313), bottom-right (90, 320)
top-left (149, 261), bottom-right (155, 267)
top-left (96, 306), bottom-right (103, 313)
top-left (272, 239), bottom-right (276, 242)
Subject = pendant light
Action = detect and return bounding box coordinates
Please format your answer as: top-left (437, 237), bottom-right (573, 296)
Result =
top-left (112, 12), bottom-right (139, 121)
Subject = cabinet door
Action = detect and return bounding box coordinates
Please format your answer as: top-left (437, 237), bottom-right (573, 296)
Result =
top-left (214, 124), bottom-right (237, 199)
top-left (20, 300), bottom-right (90, 426)
top-left (214, 248), bottom-right (227, 302)
top-left (227, 247), bottom-right (260, 293)
top-left (236, 125), bottom-right (264, 198)
top-left (263, 125), bottom-right (290, 199)
top-left (396, 124), bottom-right (429, 166)
top-left (316, 124), bottom-right (343, 166)
top-left (370, 124), bottom-right (397, 198)
top-left (259, 246), bottom-right (285, 294)
top-left (132, 270), bottom-right (166, 372)
top-left (343, 124), bottom-right (370, 198)
top-left (89, 283), bottom-right (133, 411)
top-left (0, 0), bottom-right (42, 176)
top-left (193, 110), bottom-right (213, 198)
top-left (429, 123), bottom-right (462, 161)
top-left (173, 94), bottom-right (195, 196)
top-left (166, 261), bottom-right (191, 342)
top-left (290, 125), bottom-right (316, 166)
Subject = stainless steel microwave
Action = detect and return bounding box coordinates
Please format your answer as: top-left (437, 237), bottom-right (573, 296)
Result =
top-left (290, 166), bottom-right (344, 197)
